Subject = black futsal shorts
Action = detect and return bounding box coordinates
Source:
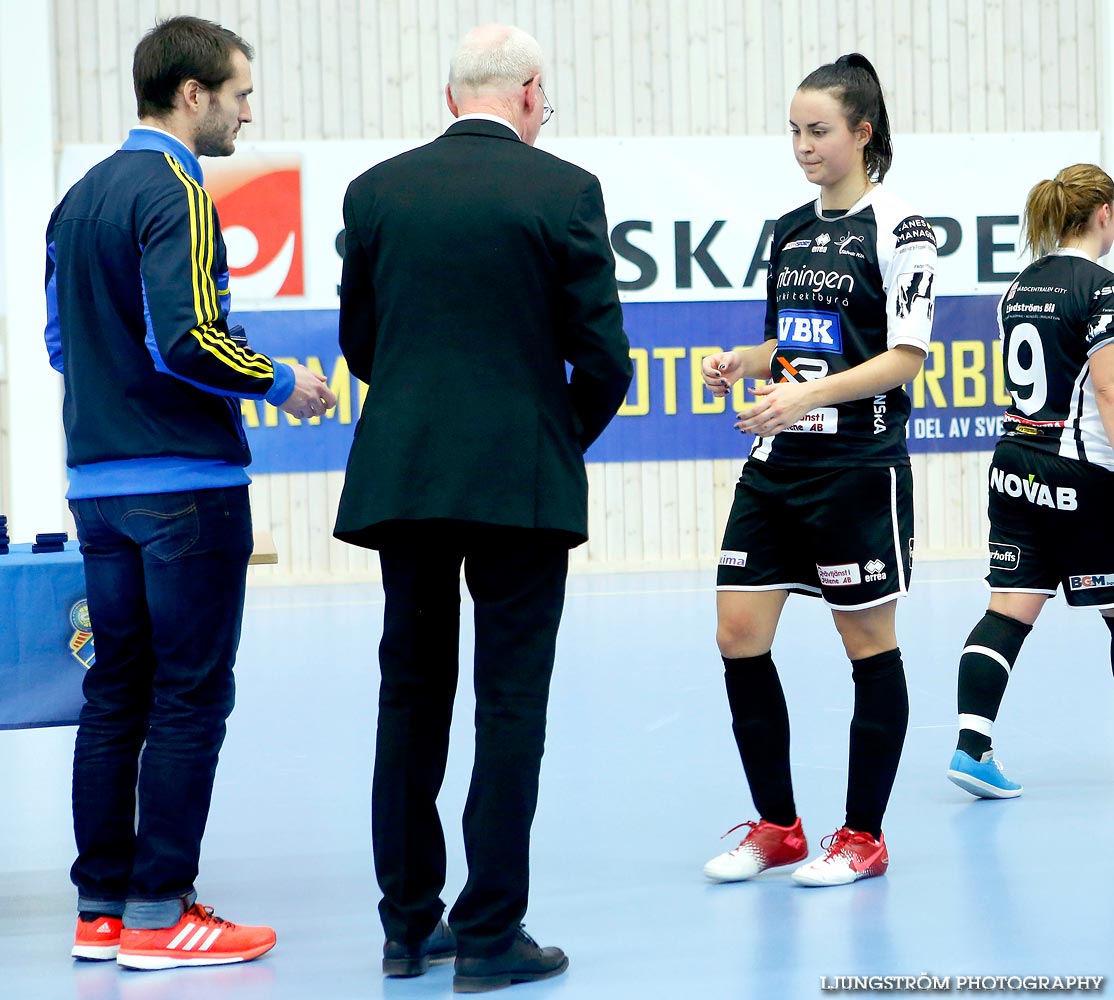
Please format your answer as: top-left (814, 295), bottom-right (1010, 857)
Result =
top-left (985, 440), bottom-right (1114, 609)
top-left (717, 459), bottom-right (914, 610)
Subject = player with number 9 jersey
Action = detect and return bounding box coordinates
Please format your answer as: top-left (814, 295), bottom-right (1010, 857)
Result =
top-left (947, 163), bottom-right (1114, 803)
top-left (998, 251), bottom-right (1114, 468)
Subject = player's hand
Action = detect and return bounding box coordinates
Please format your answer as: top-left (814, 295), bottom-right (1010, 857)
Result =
top-left (701, 350), bottom-right (745, 397)
top-left (736, 381), bottom-right (817, 436)
top-left (279, 364), bottom-right (338, 420)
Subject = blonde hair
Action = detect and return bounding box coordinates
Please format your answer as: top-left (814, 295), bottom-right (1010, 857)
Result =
top-left (1022, 163), bottom-right (1114, 258)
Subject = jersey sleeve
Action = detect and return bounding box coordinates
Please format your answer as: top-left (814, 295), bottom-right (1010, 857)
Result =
top-left (139, 156), bottom-right (290, 404)
top-left (882, 214), bottom-right (937, 354)
top-left (1085, 280), bottom-right (1114, 357)
top-left (763, 221), bottom-right (783, 342)
top-left (996, 285), bottom-right (1010, 346)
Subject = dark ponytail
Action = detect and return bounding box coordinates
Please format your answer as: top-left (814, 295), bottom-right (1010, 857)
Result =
top-left (798, 53), bottom-right (892, 182)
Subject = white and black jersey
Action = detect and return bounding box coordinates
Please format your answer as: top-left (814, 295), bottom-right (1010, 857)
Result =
top-left (998, 249), bottom-right (1114, 471)
top-left (749, 187), bottom-right (937, 467)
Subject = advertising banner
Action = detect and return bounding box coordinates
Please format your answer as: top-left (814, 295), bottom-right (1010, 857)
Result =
top-left (232, 294), bottom-right (1006, 472)
top-left (57, 132), bottom-right (1101, 470)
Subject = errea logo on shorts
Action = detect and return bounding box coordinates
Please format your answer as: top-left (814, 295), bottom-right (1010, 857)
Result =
top-left (719, 550), bottom-right (748, 568)
top-left (1069, 573), bottom-right (1114, 590)
top-left (817, 563), bottom-right (861, 587)
top-left (863, 559), bottom-right (886, 582)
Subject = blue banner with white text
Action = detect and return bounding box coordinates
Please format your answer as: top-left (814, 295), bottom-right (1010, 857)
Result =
top-left (237, 295), bottom-right (1008, 473)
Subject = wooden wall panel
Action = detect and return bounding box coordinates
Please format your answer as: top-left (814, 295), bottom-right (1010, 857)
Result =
top-left (44, 0), bottom-right (1105, 578)
top-left (52, 0), bottom-right (1106, 142)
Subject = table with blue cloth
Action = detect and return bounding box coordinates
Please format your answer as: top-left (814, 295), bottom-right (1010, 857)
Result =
top-left (0, 534), bottom-right (278, 730)
top-left (0, 541), bottom-right (90, 730)
top-left (0, 534), bottom-right (276, 730)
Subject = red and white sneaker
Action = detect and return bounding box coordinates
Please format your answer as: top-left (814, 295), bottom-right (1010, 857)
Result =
top-left (703, 817), bottom-right (808, 882)
top-left (116, 903), bottom-right (276, 970)
top-left (72, 915), bottom-right (123, 960)
top-left (792, 827), bottom-right (888, 886)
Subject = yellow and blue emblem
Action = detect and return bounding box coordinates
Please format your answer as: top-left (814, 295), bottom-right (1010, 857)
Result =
top-left (69, 599), bottom-right (96, 668)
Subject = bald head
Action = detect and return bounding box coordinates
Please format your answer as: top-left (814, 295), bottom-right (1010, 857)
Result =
top-left (445, 23), bottom-right (548, 145)
top-left (448, 24), bottom-right (544, 102)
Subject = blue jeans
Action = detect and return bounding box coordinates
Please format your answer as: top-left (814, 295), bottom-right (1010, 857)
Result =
top-left (68, 487), bottom-right (252, 929)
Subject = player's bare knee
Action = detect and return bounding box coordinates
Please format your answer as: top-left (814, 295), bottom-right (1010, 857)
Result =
top-left (716, 619), bottom-right (772, 658)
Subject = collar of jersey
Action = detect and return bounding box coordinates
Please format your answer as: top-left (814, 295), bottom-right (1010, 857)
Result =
top-left (121, 127), bottom-right (203, 185)
top-left (1049, 247), bottom-right (1091, 261)
top-left (812, 184), bottom-right (877, 221)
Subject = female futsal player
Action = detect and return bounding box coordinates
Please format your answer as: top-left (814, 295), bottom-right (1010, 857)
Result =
top-left (946, 164), bottom-right (1114, 799)
top-left (699, 53), bottom-right (937, 886)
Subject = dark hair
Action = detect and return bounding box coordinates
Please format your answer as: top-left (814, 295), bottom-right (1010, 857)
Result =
top-left (1023, 163), bottom-right (1114, 259)
top-left (798, 53), bottom-right (892, 182)
top-left (132, 15), bottom-right (253, 119)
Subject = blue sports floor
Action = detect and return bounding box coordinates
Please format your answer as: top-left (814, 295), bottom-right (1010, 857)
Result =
top-left (2, 560), bottom-right (1111, 998)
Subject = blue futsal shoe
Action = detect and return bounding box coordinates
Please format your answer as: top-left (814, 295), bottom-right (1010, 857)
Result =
top-left (947, 749), bottom-right (1022, 799)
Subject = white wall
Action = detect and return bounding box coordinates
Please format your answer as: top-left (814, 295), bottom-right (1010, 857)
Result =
top-left (0, 0), bottom-right (66, 540)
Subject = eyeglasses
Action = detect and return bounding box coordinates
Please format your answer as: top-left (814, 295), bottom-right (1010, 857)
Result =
top-left (524, 77), bottom-right (554, 126)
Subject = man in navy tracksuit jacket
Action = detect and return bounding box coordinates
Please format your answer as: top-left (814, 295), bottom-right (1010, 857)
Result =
top-left (44, 16), bottom-right (334, 970)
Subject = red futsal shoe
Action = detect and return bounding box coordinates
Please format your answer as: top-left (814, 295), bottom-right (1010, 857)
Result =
top-left (703, 817), bottom-right (809, 881)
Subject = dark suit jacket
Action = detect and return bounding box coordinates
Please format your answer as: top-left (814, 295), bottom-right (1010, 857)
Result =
top-left (334, 118), bottom-right (632, 549)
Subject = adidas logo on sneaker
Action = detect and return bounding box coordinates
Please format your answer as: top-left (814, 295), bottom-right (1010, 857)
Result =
top-left (72, 915), bottom-right (123, 960)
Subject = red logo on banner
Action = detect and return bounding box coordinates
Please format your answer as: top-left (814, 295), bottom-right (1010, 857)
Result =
top-left (207, 155), bottom-right (304, 298)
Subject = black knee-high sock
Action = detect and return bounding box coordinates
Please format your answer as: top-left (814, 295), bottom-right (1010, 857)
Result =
top-left (723, 653), bottom-right (796, 827)
top-left (845, 648), bottom-right (908, 839)
top-left (1104, 616), bottom-right (1114, 677)
top-left (956, 610), bottom-right (1032, 759)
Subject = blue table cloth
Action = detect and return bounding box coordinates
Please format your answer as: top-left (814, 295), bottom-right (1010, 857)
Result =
top-left (0, 541), bottom-right (89, 729)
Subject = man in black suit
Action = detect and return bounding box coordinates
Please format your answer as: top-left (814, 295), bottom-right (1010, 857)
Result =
top-left (334, 22), bottom-right (631, 995)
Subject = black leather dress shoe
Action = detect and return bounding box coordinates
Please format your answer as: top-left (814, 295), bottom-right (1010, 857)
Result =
top-left (382, 919), bottom-right (457, 977)
top-left (453, 926), bottom-right (568, 993)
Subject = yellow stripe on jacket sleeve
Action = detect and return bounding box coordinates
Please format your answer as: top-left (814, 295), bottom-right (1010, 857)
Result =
top-left (166, 154), bottom-right (219, 326)
top-left (186, 326), bottom-right (274, 378)
top-left (196, 325), bottom-right (273, 375)
top-left (165, 154), bottom-right (272, 381)
top-left (199, 186), bottom-right (218, 317)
